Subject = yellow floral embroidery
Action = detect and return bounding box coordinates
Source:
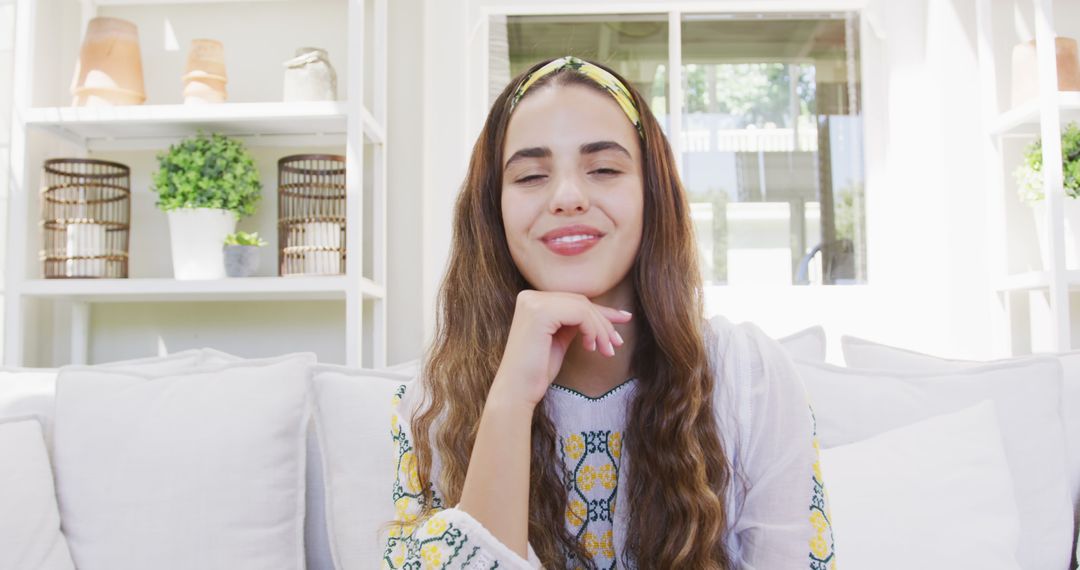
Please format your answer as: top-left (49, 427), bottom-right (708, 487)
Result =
top-left (608, 431), bottom-right (622, 459)
top-left (399, 450), bottom-right (421, 493)
top-left (424, 516), bottom-right (448, 536)
top-left (566, 499), bottom-right (587, 527)
top-left (565, 433), bottom-right (585, 461)
top-left (420, 543), bottom-right (444, 566)
top-left (597, 464), bottom-right (617, 490)
top-left (583, 530), bottom-right (615, 559)
top-left (577, 465), bottom-right (597, 491)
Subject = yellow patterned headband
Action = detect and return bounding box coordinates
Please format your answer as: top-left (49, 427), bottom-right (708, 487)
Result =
top-left (509, 56), bottom-right (646, 141)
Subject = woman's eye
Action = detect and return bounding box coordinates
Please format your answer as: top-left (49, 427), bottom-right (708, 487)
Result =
top-left (516, 174), bottom-right (546, 184)
top-left (592, 168), bottom-right (621, 176)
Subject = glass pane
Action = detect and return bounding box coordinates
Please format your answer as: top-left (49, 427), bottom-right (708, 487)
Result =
top-left (490, 14), bottom-right (670, 134)
top-left (682, 13), bottom-right (866, 286)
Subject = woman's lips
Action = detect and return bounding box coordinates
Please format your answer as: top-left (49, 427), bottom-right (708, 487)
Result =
top-left (543, 235), bottom-right (601, 256)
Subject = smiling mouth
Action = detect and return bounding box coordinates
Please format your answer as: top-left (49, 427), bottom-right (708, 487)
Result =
top-left (542, 234), bottom-right (602, 256)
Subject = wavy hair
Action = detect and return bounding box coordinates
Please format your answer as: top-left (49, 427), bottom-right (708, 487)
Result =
top-left (409, 57), bottom-right (738, 569)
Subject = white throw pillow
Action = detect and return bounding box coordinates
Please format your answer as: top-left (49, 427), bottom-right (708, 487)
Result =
top-left (0, 349), bottom-right (207, 455)
top-left (52, 352), bottom-right (316, 570)
top-left (0, 415), bottom-right (76, 570)
top-left (194, 347), bottom-right (335, 570)
top-left (795, 356), bottom-right (1072, 570)
top-left (777, 325), bottom-right (827, 363)
top-left (841, 336), bottom-right (1080, 517)
top-left (310, 363), bottom-right (412, 570)
top-left (820, 400), bottom-right (1022, 569)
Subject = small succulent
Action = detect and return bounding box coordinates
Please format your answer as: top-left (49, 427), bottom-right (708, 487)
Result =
top-left (224, 230), bottom-right (268, 247)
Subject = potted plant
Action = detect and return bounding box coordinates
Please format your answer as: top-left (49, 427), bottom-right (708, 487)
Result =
top-left (151, 131), bottom-right (262, 279)
top-left (1014, 121), bottom-right (1080, 269)
top-left (223, 230), bottom-right (267, 277)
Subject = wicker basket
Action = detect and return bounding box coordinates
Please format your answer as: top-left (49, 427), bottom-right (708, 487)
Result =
top-left (41, 158), bottom-right (131, 278)
top-left (277, 154), bottom-right (346, 276)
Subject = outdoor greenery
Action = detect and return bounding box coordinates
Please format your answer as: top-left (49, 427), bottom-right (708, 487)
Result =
top-left (224, 230), bottom-right (268, 247)
top-left (1014, 121), bottom-right (1080, 203)
top-left (683, 63), bottom-right (816, 127)
top-left (151, 131), bottom-right (262, 217)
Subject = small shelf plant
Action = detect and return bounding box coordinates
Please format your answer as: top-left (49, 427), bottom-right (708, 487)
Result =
top-left (223, 230), bottom-right (268, 278)
top-left (151, 131), bottom-right (262, 280)
top-left (1013, 121), bottom-right (1080, 269)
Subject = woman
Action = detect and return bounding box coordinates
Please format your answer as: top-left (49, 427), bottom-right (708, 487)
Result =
top-left (383, 55), bottom-right (837, 569)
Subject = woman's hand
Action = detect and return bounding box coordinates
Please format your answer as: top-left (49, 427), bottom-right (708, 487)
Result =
top-left (490, 289), bottom-right (633, 408)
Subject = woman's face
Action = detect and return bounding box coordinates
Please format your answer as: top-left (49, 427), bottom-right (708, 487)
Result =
top-left (500, 82), bottom-right (644, 299)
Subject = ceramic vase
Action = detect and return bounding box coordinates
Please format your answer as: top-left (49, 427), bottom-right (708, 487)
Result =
top-left (1030, 199), bottom-right (1080, 270)
top-left (70, 17), bottom-right (147, 106)
top-left (183, 39), bottom-right (228, 104)
top-left (1011, 37), bottom-right (1080, 107)
top-left (166, 207), bottom-right (237, 279)
top-left (283, 47), bottom-right (337, 102)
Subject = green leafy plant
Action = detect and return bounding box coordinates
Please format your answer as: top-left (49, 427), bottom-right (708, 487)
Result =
top-left (1014, 121), bottom-right (1080, 203)
top-left (151, 131), bottom-right (262, 217)
top-left (224, 230), bottom-right (268, 247)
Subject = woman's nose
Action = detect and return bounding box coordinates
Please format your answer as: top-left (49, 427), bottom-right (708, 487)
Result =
top-left (548, 175), bottom-right (589, 214)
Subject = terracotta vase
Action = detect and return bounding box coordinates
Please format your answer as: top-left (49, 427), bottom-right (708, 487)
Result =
top-left (1011, 37), bottom-right (1080, 107)
top-left (70, 17), bottom-right (147, 106)
top-left (283, 47), bottom-right (337, 102)
top-left (182, 39), bottom-right (228, 104)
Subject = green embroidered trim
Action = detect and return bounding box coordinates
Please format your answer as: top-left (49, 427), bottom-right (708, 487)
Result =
top-left (549, 377), bottom-right (636, 402)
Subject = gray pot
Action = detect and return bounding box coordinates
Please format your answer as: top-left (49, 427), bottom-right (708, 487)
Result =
top-left (223, 245), bottom-right (260, 277)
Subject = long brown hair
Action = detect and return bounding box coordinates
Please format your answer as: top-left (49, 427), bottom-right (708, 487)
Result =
top-left (410, 57), bottom-right (737, 569)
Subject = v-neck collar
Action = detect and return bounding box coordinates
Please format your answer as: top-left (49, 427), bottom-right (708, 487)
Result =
top-left (548, 376), bottom-right (638, 402)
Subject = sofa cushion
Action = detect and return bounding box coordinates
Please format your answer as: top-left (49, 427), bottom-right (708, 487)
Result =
top-left (840, 334), bottom-right (1080, 542)
top-left (52, 352), bottom-right (315, 570)
top-left (820, 400), bottom-right (1022, 569)
top-left (795, 355), bottom-right (1072, 570)
top-left (777, 324), bottom-right (827, 362)
top-left (0, 349), bottom-right (207, 455)
top-left (310, 363), bottom-right (411, 570)
top-left (0, 415), bottom-right (76, 570)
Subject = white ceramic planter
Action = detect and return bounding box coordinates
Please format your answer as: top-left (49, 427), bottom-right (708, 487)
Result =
top-left (1030, 198), bottom-right (1080, 270)
top-left (166, 207), bottom-right (237, 279)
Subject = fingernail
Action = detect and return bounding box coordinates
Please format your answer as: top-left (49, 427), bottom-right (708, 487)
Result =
top-left (614, 331), bottom-right (624, 345)
top-left (619, 310), bottom-right (632, 317)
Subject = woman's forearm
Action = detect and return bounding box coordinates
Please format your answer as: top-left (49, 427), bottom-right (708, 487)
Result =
top-left (457, 377), bottom-right (535, 559)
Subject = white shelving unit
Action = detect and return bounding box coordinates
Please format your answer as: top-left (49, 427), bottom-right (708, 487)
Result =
top-left (4, 0), bottom-right (388, 367)
top-left (976, 0), bottom-right (1079, 353)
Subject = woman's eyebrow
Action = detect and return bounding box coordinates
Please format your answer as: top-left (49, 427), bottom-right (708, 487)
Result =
top-left (504, 140), bottom-right (631, 170)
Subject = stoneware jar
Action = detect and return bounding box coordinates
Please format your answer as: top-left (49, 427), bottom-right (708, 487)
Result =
top-left (183, 39), bottom-right (228, 104)
top-left (282, 47), bottom-right (337, 102)
top-left (1011, 36), bottom-right (1080, 107)
top-left (70, 17), bottom-right (147, 106)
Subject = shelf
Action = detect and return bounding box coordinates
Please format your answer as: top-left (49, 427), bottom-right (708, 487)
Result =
top-left (993, 270), bottom-right (1080, 292)
top-left (24, 101), bottom-right (385, 150)
top-left (84, 0), bottom-right (307, 6)
top-left (20, 275), bottom-right (385, 302)
top-left (989, 91), bottom-right (1080, 137)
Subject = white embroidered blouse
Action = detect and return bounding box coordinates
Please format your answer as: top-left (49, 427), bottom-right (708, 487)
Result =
top-left (382, 314), bottom-right (837, 569)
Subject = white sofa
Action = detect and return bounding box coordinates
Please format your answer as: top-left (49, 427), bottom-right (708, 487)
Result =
top-left (0, 328), bottom-right (1076, 570)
